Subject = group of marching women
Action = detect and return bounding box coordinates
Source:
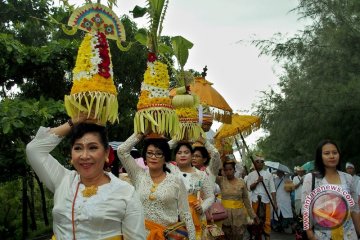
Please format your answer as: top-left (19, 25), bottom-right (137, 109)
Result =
top-left (26, 116), bottom-right (258, 240)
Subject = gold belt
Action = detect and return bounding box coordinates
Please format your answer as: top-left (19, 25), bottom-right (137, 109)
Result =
top-left (222, 199), bottom-right (244, 209)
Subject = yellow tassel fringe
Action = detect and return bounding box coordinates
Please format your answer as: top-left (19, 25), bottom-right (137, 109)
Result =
top-left (64, 91), bottom-right (118, 125)
top-left (173, 119), bottom-right (204, 141)
top-left (134, 106), bottom-right (180, 137)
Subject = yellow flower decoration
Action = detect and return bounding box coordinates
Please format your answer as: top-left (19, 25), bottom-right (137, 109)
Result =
top-left (71, 74), bottom-right (117, 95)
top-left (144, 61), bottom-right (169, 89)
top-left (175, 107), bottom-right (198, 119)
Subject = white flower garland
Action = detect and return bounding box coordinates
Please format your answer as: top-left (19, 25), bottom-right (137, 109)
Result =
top-left (147, 61), bottom-right (156, 77)
top-left (141, 82), bottom-right (169, 98)
top-left (73, 33), bottom-right (101, 81)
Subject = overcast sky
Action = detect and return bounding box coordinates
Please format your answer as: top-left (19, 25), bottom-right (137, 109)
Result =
top-left (66, 0), bottom-right (305, 112)
top-left (66, 0), bottom-right (307, 146)
top-left (113, 0), bottom-right (306, 113)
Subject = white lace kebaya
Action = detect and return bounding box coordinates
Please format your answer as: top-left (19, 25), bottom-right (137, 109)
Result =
top-left (117, 133), bottom-right (196, 240)
top-left (26, 127), bottom-right (146, 240)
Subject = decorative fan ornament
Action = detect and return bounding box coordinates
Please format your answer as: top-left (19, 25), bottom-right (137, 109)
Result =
top-left (67, 3), bottom-right (125, 41)
top-left (62, 1), bottom-right (126, 125)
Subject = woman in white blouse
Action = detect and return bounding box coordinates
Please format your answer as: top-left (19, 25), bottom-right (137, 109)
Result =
top-left (26, 118), bottom-right (146, 240)
top-left (171, 142), bottom-right (215, 240)
top-left (301, 139), bottom-right (359, 240)
top-left (192, 139), bottom-right (221, 192)
top-left (117, 133), bottom-right (196, 240)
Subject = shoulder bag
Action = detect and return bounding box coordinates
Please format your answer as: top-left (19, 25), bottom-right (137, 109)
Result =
top-left (205, 201), bottom-right (228, 222)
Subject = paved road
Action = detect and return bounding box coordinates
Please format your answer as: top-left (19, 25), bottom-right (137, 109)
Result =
top-left (271, 231), bottom-right (295, 240)
top-left (32, 230), bottom-right (296, 240)
top-left (244, 231), bottom-right (295, 240)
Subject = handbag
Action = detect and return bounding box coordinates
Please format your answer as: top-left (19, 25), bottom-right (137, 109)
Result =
top-left (164, 221), bottom-right (188, 240)
top-left (205, 224), bottom-right (225, 240)
top-left (205, 201), bottom-right (228, 222)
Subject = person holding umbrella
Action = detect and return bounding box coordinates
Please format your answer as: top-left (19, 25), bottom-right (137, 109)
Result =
top-left (272, 170), bottom-right (294, 233)
top-left (247, 156), bottom-right (277, 240)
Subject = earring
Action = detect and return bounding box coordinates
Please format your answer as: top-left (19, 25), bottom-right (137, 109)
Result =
top-left (106, 157), bottom-right (109, 163)
top-left (70, 159), bottom-right (73, 165)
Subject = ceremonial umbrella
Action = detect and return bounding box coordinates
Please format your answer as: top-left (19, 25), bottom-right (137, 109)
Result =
top-left (301, 161), bottom-right (315, 172)
top-left (170, 76), bottom-right (233, 123)
top-left (213, 114), bottom-right (261, 140)
top-left (213, 114), bottom-right (261, 165)
top-left (264, 161), bottom-right (291, 173)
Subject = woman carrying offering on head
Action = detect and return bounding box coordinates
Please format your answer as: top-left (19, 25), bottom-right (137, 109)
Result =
top-left (26, 116), bottom-right (146, 240)
top-left (117, 133), bottom-right (196, 240)
top-left (192, 137), bottom-right (221, 189)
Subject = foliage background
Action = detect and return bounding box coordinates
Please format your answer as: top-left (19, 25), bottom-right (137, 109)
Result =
top-left (1, 0), bottom-right (360, 239)
top-left (253, 0), bottom-right (360, 169)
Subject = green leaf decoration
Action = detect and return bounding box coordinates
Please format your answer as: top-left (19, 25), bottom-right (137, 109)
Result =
top-left (158, 43), bottom-right (173, 55)
top-left (148, 0), bottom-right (166, 33)
top-left (171, 36), bottom-right (193, 69)
top-left (135, 28), bottom-right (148, 46)
top-left (131, 5), bottom-right (148, 18)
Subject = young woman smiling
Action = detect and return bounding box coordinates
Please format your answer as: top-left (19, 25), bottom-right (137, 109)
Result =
top-left (168, 142), bottom-right (214, 240)
top-left (301, 139), bottom-right (359, 240)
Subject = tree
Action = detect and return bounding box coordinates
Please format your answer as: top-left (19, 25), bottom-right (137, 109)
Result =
top-left (0, 1), bottom-right (176, 238)
top-left (0, 97), bottom-right (67, 238)
top-left (254, 0), bottom-right (360, 168)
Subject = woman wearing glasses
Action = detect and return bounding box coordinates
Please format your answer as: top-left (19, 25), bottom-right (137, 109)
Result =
top-left (117, 133), bottom-right (196, 240)
top-left (191, 137), bottom-right (221, 190)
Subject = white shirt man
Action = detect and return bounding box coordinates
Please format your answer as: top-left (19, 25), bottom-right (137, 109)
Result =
top-left (246, 157), bottom-right (277, 240)
top-left (345, 162), bottom-right (360, 208)
top-left (292, 166), bottom-right (306, 215)
top-left (247, 168), bottom-right (276, 204)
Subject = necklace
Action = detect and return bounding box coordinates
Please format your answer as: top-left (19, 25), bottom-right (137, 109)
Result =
top-left (148, 172), bottom-right (165, 201)
top-left (82, 185), bottom-right (98, 197)
top-left (148, 183), bottom-right (159, 201)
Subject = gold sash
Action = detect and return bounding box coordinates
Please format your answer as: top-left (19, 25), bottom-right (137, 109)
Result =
top-left (188, 194), bottom-right (201, 232)
top-left (222, 199), bottom-right (244, 209)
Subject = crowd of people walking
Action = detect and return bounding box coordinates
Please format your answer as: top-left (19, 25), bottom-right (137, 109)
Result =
top-left (25, 116), bottom-right (360, 240)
